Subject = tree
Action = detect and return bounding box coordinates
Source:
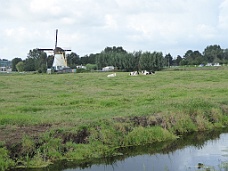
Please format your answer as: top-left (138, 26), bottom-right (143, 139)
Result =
top-left (175, 55), bottom-right (182, 66)
top-left (47, 55), bottom-right (54, 68)
top-left (203, 45), bottom-right (223, 63)
top-left (80, 55), bottom-right (90, 65)
top-left (67, 52), bottom-right (80, 68)
top-left (87, 53), bottom-right (97, 64)
top-left (109, 53), bottom-right (124, 70)
top-left (192, 51), bottom-right (204, 65)
top-left (26, 49), bottom-right (47, 72)
top-left (23, 58), bottom-right (35, 71)
top-left (16, 61), bottom-right (24, 72)
top-left (103, 46), bottom-right (127, 54)
top-left (95, 46), bottom-right (127, 70)
top-left (122, 53), bottom-right (135, 71)
top-left (11, 58), bottom-right (22, 71)
top-left (183, 50), bottom-right (193, 65)
top-left (131, 51), bottom-right (142, 71)
top-left (183, 50), bottom-right (204, 65)
top-left (86, 63), bottom-right (97, 71)
top-left (164, 53), bottom-right (173, 67)
top-left (39, 64), bottom-right (47, 73)
top-left (223, 49), bottom-right (228, 64)
top-left (38, 52), bottom-right (47, 72)
top-left (139, 51), bottom-right (163, 71)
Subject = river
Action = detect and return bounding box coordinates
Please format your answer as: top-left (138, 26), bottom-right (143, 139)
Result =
top-left (13, 130), bottom-right (228, 171)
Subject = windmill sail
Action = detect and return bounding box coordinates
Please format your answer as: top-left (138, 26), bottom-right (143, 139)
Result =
top-left (55, 29), bottom-right (58, 50)
top-left (38, 29), bottom-right (71, 71)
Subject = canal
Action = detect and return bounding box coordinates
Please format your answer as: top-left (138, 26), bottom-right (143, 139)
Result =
top-left (13, 130), bottom-right (228, 171)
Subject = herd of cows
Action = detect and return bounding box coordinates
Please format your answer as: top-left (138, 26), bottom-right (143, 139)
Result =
top-left (107, 70), bottom-right (155, 77)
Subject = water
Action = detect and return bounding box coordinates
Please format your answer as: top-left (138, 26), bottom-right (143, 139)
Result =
top-left (14, 130), bottom-right (228, 171)
top-left (63, 132), bottom-right (228, 171)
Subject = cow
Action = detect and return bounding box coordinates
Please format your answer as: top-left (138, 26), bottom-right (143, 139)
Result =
top-left (141, 70), bottom-right (155, 75)
top-left (107, 73), bottom-right (116, 77)
top-left (129, 71), bottom-right (139, 76)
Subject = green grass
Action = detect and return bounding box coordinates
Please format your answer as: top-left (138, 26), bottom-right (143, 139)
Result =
top-left (0, 69), bottom-right (228, 126)
top-left (0, 70), bottom-right (228, 125)
top-left (1, 68), bottom-right (228, 169)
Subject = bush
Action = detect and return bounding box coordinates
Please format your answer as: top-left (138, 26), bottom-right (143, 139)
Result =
top-left (86, 64), bottom-right (97, 71)
top-left (76, 68), bottom-right (87, 73)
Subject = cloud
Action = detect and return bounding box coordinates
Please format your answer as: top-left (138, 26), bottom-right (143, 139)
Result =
top-left (219, 0), bottom-right (228, 29)
top-left (0, 0), bottom-right (228, 60)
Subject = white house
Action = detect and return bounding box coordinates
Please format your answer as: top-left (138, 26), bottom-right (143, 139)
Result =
top-left (0, 67), bottom-right (6, 72)
top-left (205, 63), bottom-right (213, 66)
top-left (76, 65), bottom-right (87, 69)
top-left (102, 66), bottom-right (114, 71)
top-left (214, 63), bottom-right (221, 66)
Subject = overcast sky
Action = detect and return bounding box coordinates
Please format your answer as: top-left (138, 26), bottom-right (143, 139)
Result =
top-left (1, 0), bottom-right (228, 60)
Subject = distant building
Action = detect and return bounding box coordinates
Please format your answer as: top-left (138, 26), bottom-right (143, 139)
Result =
top-left (102, 66), bottom-right (114, 71)
top-left (0, 59), bottom-right (11, 72)
top-left (76, 65), bottom-right (86, 69)
top-left (0, 67), bottom-right (12, 72)
top-left (0, 67), bottom-right (6, 72)
top-left (205, 63), bottom-right (213, 67)
top-left (214, 63), bottom-right (221, 66)
top-left (0, 59), bottom-right (11, 67)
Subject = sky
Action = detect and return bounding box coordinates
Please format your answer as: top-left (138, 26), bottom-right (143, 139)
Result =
top-left (1, 0), bottom-right (228, 60)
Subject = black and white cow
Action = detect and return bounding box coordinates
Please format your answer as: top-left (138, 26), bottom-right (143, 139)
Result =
top-left (141, 70), bottom-right (155, 75)
top-left (129, 71), bottom-right (139, 76)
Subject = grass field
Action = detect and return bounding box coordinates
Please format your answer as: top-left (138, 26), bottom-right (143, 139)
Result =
top-left (0, 67), bottom-right (228, 169)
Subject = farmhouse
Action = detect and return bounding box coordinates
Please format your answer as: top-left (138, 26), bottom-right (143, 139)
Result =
top-left (0, 67), bottom-right (11, 72)
top-left (205, 63), bottom-right (213, 66)
top-left (102, 66), bottom-right (114, 71)
top-left (214, 63), bottom-right (221, 66)
top-left (76, 65), bottom-right (86, 69)
top-left (0, 59), bottom-right (11, 68)
top-left (0, 67), bottom-right (6, 72)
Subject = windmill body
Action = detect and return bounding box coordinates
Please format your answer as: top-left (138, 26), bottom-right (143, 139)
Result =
top-left (52, 47), bottom-right (68, 71)
top-left (52, 54), bottom-right (67, 70)
top-left (38, 29), bottom-right (71, 72)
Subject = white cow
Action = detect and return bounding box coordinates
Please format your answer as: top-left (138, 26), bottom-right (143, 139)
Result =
top-left (107, 73), bottom-right (116, 77)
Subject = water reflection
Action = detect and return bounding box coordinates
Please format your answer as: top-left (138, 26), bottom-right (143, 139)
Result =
top-left (13, 129), bottom-right (228, 171)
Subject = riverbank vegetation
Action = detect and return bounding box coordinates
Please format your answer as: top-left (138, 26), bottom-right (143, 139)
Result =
top-left (0, 67), bottom-right (228, 170)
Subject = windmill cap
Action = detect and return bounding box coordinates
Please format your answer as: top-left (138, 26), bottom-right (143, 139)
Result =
top-left (54, 47), bottom-right (65, 53)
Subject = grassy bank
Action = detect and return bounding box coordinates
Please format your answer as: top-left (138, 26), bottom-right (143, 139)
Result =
top-left (0, 68), bottom-right (228, 170)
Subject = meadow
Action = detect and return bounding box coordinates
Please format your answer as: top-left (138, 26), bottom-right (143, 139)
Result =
top-left (0, 67), bottom-right (228, 169)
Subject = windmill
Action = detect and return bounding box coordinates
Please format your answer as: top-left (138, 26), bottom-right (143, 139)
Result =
top-left (38, 29), bottom-right (71, 71)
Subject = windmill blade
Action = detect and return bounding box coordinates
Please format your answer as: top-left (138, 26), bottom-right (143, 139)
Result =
top-left (55, 29), bottom-right (58, 49)
top-left (38, 48), bottom-right (54, 51)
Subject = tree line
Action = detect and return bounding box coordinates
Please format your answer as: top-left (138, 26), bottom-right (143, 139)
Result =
top-left (11, 44), bottom-right (228, 73)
